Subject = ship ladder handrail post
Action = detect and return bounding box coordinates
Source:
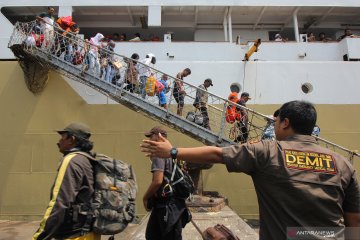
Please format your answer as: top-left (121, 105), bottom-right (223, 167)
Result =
top-left (166, 85), bottom-right (175, 119)
top-left (8, 21), bottom-right (21, 49)
top-left (217, 102), bottom-right (228, 144)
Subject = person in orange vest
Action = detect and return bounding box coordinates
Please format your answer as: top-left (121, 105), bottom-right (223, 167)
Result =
top-left (226, 92), bottom-right (241, 124)
top-left (53, 16), bottom-right (80, 62)
top-left (55, 16), bottom-right (80, 36)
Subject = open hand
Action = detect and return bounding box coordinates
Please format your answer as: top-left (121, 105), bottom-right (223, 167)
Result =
top-left (140, 133), bottom-right (173, 158)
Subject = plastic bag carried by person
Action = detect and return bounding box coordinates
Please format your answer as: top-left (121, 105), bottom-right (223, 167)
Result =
top-left (112, 58), bottom-right (123, 70)
top-left (145, 75), bottom-right (157, 96)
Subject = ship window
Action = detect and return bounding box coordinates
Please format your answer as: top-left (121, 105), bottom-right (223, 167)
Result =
top-left (301, 83), bottom-right (313, 94)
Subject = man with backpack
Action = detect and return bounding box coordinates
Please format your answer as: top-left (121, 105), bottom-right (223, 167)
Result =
top-left (193, 78), bottom-right (213, 130)
top-left (174, 68), bottom-right (191, 116)
top-left (33, 122), bottom-right (100, 240)
top-left (143, 126), bottom-right (191, 240)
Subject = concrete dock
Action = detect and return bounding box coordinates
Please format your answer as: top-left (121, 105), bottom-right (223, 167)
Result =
top-left (131, 206), bottom-right (259, 240)
top-left (0, 208), bottom-right (258, 240)
top-left (0, 195), bottom-right (259, 240)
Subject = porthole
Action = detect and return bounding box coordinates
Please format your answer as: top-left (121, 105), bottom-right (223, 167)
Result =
top-left (301, 83), bottom-right (313, 94)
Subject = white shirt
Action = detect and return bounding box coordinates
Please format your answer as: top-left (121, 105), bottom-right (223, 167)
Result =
top-left (41, 16), bottom-right (54, 31)
top-left (137, 58), bottom-right (152, 77)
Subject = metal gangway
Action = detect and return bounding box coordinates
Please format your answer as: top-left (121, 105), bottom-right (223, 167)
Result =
top-left (8, 20), bottom-right (359, 161)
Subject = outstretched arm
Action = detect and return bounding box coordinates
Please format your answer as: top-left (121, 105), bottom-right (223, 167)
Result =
top-left (140, 133), bottom-right (224, 164)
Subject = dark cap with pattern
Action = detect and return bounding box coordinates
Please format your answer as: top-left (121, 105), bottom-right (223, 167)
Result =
top-left (57, 122), bottom-right (91, 139)
top-left (241, 92), bottom-right (252, 99)
top-left (144, 126), bottom-right (167, 137)
top-left (205, 78), bottom-right (213, 86)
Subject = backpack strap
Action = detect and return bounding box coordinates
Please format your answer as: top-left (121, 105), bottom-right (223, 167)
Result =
top-left (67, 151), bottom-right (96, 234)
top-left (170, 159), bottom-right (177, 182)
top-left (191, 219), bottom-right (205, 238)
top-left (159, 159), bottom-right (174, 198)
top-left (112, 158), bottom-right (117, 189)
top-left (71, 151), bottom-right (96, 161)
top-left (170, 159), bottom-right (185, 186)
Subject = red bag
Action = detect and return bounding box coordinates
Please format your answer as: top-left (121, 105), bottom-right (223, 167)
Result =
top-left (226, 105), bottom-right (236, 124)
top-left (226, 106), bottom-right (241, 124)
top-left (32, 33), bottom-right (44, 47)
top-left (226, 92), bottom-right (241, 123)
top-left (72, 51), bottom-right (83, 65)
top-left (203, 224), bottom-right (240, 240)
top-left (60, 16), bottom-right (73, 27)
top-left (155, 80), bottom-right (165, 93)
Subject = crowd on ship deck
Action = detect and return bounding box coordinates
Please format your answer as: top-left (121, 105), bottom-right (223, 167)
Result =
top-left (31, 7), bottom-right (359, 78)
top-left (273, 28), bottom-right (358, 43)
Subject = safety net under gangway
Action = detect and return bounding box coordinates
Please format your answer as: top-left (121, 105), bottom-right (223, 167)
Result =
top-left (8, 20), bottom-right (359, 162)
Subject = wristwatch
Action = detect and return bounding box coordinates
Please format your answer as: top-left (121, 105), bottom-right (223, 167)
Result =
top-left (170, 147), bottom-right (178, 159)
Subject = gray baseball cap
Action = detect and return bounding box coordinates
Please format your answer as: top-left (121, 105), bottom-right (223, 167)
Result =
top-left (144, 126), bottom-right (167, 137)
top-left (57, 122), bottom-right (91, 139)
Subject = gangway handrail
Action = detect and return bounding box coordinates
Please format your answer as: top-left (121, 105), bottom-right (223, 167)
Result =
top-left (8, 20), bottom-right (359, 161)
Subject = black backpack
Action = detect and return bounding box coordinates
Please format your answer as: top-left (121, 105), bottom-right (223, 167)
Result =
top-left (161, 159), bottom-right (195, 199)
